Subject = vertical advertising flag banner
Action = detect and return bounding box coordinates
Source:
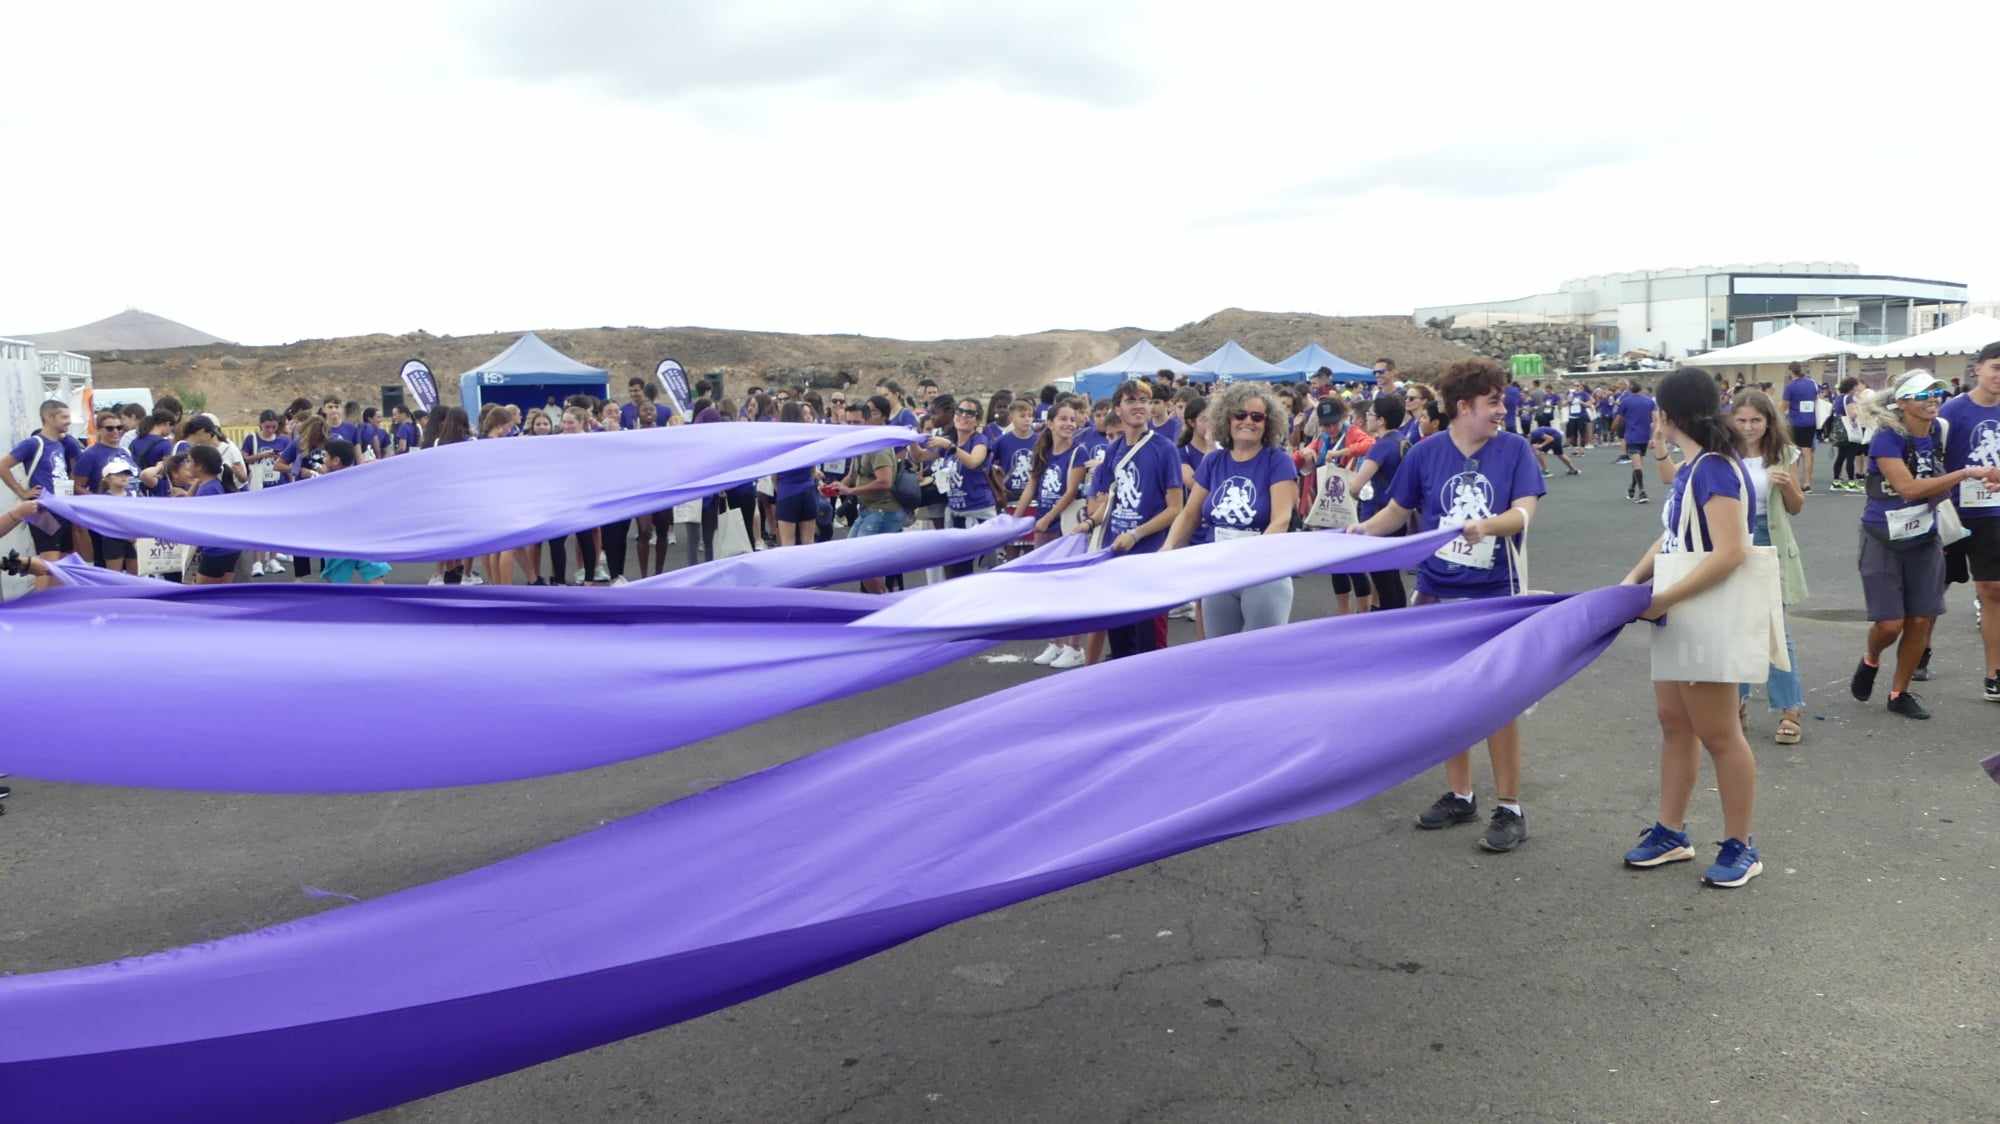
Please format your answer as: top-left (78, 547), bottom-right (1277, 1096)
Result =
top-left (400, 359), bottom-right (440, 413)
top-left (656, 358), bottom-right (691, 418)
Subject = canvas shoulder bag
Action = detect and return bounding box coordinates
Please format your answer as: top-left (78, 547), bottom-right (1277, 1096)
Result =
top-left (1650, 453), bottom-right (1788, 683)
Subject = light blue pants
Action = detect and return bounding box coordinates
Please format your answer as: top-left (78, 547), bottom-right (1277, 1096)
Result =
top-left (1202, 576), bottom-right (1294, 636)
top-left (1740, 515), bottom-right (1804, 712)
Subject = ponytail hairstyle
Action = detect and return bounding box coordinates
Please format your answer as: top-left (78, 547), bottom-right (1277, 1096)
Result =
top-left (1029, 395), bottom-right (1084, 483)
top-left (1176, 392), bottom-right (1206, 449)
top-left (1655, 367), bottom-right (1736, 457)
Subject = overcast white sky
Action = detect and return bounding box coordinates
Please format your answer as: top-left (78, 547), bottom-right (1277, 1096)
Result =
top-left (5, 1), bottom-right (1996, 345)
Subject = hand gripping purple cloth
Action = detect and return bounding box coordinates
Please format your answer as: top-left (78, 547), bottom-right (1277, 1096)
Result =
top-left (5, 530), bottom-right (1457, 792)
top-left (0, 585), bottom-right (1649, 1122)
top-left (35, 422), bottom-right (921, 561)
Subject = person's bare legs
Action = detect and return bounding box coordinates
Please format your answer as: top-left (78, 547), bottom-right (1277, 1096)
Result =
top-left (777, 521), bottom-right (799, 547)
top-left (1890, 616), bottom-right (1935, 695)
top-left (1654, 681), bottom-right (1701, 827)
top-left (1486, 720), bottom-right (1521, 803)
top-left (1084, 630), bottom-right (1106, 665)
top-left (1865, 619), bottom-right (1903, 668)
top-left (1679, 680), bottom-right (1756, 839)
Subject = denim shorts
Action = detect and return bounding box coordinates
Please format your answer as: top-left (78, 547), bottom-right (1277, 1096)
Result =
top-left (849, 508), bottom-right (907, 538)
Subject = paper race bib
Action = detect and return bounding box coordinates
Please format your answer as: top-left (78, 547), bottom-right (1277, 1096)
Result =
top-left (1433, 519), bottom-right (1497, 570)
top-left (1213, 526), bottom-right (1260, 542)
top-left (1886, 503), bottom-right (1935, 541)
top-left (1962, 476), bottom-right (2000, 510)
top-left (250, 461), bottom-right (280, 489)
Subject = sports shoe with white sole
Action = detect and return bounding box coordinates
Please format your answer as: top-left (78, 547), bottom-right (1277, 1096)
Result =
top-left (1050, 646), bottom-right (1085, 669)
top-left (1032, 643), bottom-right (1063, 665)
top-left (1624, 821), bottom-right (1695, 867)
top-left (1702, 837), bottom-right (1762, 888)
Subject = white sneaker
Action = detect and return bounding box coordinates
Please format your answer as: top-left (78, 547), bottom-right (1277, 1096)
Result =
top-left (467, 572), bottom-right (485, 586)
top-left (427, 573), bottom-right (445, 586)
top-left (251, 561), bottom-right (266, 577)
top-left (1032, 642), bottom-right (1062, 665)
top-left (274, 553), bottom-right (292, 563)
top-left (1050, 646), bottom-right (1085, 669)
top-left (1168, 602), bottom-right (1196, 621)
top-left (594, 558), bottom-right (611, 583)
top-left (573, 566), bottom-right (586, 584)
top-left (610, 575), bottom-right (629, 587)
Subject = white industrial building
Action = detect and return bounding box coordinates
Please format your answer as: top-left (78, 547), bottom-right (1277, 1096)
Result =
top-left (1416, 262), bottom-right (1969, 361)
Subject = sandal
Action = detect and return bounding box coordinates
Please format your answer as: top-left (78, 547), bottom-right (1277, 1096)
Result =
top-left (1775, 714), bottom-right (1803, 745)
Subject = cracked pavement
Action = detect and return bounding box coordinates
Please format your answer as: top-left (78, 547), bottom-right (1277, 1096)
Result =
top-left (3, 445), bottom-right (1995, 1122)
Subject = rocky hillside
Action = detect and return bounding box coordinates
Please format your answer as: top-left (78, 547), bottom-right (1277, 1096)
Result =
top-left (79, 309), bottom-right (1473, 422)
top-left (19, 309), bottom-right (228, 352)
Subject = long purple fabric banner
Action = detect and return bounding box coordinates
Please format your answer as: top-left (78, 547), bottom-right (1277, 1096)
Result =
top-left (0, 585), bottom-right (1649, 1122)
top-left (37, 422), bottom-right (920, 561)
top-left (3, 529), bottom-right (1455, 792)
top-left (642, 515), bottom-right (1034, 588)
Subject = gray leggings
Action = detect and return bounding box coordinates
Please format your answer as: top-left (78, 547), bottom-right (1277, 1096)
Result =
top-left (1201, 576), bottom-right (1295, 636)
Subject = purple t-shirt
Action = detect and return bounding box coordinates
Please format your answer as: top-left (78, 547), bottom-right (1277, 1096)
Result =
top-left (1938, 393), bottom-right (2000, 521)
top-left (1358, 432), bottom-right (1406, 524)
top-left (73, 442), bottom-right (126, 496)
top-left (1033, 443), bottom-right (1082, 511)
top-left (1195, 446), bottom-right (1298, 536)
top-left (1502, 384), bottom-right (1521, 425)
top-left (1661, 454), bottom-right (1755, 553)
top-left (1090, 431), bottom-right (1182, 554)
top-left (1154, 415), bottom-right (1184, 445)
top-left (330, 422), bottom-right (360, 445)
top-left (130, 432), bottom-right (175, 471)
top-left (940, 431), bottom-right (995, 512)
top-left (1863, 428), bottom-right (1943, 531)
top-left (8, 433), bottom-right (84, 494)
top-left (1783, 377), bottom-right (1819, 427)
top-left (1529, 426), bottom-right (1564, 450)
top-left (1386, 430), bottom-right (1546, 598)
top-left (992, 431), bottom-right (1038, 502)
top-left (393, 422), bottom-right (420, 453)
top-left (1617, 394), bottom-right (1656, 446)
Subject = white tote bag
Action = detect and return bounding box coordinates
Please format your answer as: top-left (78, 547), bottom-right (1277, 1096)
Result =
top-left (1303, 464), bottom-right (1358, 529)
top-left (713, 509), bottom-right (753, 558)
top-left (1650, 454), bottom-right (1788, 683)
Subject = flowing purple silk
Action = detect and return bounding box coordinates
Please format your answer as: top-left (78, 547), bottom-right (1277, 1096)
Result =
top-left (36, 423), bottom-right (920, 561)
top-left (5, 530), bottom-right (1453, 792)
top-left (1984, 751), bottom-right (1999, 785)
top-left (641, 516), bottom-right (1034, 588)
top-left (0, 585), bottom-right (1649, 1122)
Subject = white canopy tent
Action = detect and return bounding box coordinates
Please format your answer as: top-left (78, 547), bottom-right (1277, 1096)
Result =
top-left (1683, 324), bottom-right (1858, 367)
top-left (1852, 314), bottom-right (2000, 359)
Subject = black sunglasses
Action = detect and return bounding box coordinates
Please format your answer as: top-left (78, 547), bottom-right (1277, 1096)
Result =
top-left (956, 407), bottom-right (981, 416)
top-left (1231, 410), bottom-right (1267, 423)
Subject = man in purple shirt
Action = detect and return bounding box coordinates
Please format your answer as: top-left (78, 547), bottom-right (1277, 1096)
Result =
top-left (1782, 361), bottom-right (1820, 492)
top-left (1, 399), bottom-right (86, 588)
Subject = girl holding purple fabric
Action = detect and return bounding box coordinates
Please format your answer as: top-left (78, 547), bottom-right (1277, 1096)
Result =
top-left (1615, 367), bottom-right (1764, 887)
top-left (924, 398), bottom-right (996, 580)
top-left (772, 402), bottom-right (822, 548)
top-left (1016, 396), bottom-right (1090, 667)
top-left (1346, 357), bottom-right (1544, 853)
top-left (1161, 383), bottom-right (1298, 636)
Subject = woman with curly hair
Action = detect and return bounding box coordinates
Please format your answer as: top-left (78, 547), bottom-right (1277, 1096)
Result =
top-left (1161, 382), bottom-right (1298, 635)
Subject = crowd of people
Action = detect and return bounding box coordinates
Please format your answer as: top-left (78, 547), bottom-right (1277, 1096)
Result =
top-left (6, 346), bottom-right (1999, 879)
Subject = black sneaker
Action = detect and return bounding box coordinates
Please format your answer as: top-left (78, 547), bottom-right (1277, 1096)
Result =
top-left (1985, 674), bottom-right (2000, 703)
top-left (1886, 691), bottom-right (1931, 720)
top-left (1850, 658), bottom-right (1879, 701)
top-left (1911, 647), bottom-right (1933, 683)
top-left (1633, 492), bottom-right (1649, 505)
top-left (1479, 806), bottom-right (1529, 852)
top-left (1416, 792), bottom-right (1478, 830)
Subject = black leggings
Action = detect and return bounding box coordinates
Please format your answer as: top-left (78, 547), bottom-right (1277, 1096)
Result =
top-left (600, 519), bottom-right (630, 580)
top-left (1368, 569), bottom-right (1407, 610)
top-left (1330, 571), bottom-right (1373, 598)
top-left (686, 508), bottom-right (717, 568)
top-left (1832, 441), bottom-right (1865, 481)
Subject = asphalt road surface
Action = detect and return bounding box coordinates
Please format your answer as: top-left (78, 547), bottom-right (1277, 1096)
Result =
top-left (5, 442), bottom-right (1996, 1123)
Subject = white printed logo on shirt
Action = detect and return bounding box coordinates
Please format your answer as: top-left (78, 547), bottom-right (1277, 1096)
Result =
top-left (1006, 449), bottom-right (1034, 493)
top-left (1433, 469), bottom-right (1497, 570)
top-left (1209, 476), bottom-right (1261, 528)
top-left (1110, 461), bottom-right (1145, 532)
top-left (1963, 420), bottom-right (2000, 508)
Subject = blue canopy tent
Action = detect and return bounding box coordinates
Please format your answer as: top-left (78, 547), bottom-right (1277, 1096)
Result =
top-left (1274, 342), bottom-right (1375, 384)
top-left (1073, 338), bottom-right (1193, 401)
top-left (1185, 340), bottom-right (1290, 384)
top-left (457, 333), bottom-right (610, 416)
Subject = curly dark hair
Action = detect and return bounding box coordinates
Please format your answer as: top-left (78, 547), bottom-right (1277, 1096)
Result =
top-left (1435, 357), bottom-right (1509, 422)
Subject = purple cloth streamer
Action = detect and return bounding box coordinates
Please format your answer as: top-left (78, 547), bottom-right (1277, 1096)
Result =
top-left (641, 515), bottom-right (1034, 588)
top-left (7, 531), bottom-right (1449, 793)
top-left (1984, 752), bottom-right (1999, 785)
top-left (35, 422), bottom-right (919, 561)
top-left (0, 585), bottom-right (1648, 1122)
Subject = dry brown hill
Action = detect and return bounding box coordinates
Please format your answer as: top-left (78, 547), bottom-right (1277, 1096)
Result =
top-left (79, 309), bottom-right (1471, 422)
top-left (21, 309), bottom-right (228, 352)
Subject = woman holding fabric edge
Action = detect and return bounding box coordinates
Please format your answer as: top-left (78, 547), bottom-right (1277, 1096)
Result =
top-left (1015, 396), bottom-right (1090, 667)
top-left (1616, 367), bottom-right (1764, 888)
top-left (1345, 357), bottom-right (1544, 853)
top-left (1160, 383), bottom-right (1298, 636)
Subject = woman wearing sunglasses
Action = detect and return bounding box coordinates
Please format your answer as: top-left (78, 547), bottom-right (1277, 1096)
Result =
top-left (923, 397), bottom-right (996, 579)
top-left (1161, 384), bottom-right (1298, 635)
top-left (1849, 370), bottom-right (2000, 719)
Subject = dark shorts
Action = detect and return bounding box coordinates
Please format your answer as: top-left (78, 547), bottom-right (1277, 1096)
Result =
top-left (774, 490), bottom-right (818, 523)
top-left (1858, 526), bottom-right (1945, 621)
top-left (1944, 516), bottom-right (2000, 584)
top-left (90, 531), bottom-right (136, 564)
top-left (195, 549), bottom-right (242, 579)
top-left (1625, 442), bottom-right (1646, 457)
top-left (1540, 437), bottom-right (1565, 456)
top-left (29, 514), bottom-right (73, 555)
top-left (1791, 423), bottom-right (1817, 449)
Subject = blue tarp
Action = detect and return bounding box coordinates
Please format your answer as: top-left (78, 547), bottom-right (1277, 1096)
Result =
top-left (1185, 340), bottom-right (1290, 384)
top-left (457, 333), bottom-right (610, 415)
top-left (1274, 342), bottom-right (1375, 384)
top-left (1073, 338), bottom-right (1193, 400)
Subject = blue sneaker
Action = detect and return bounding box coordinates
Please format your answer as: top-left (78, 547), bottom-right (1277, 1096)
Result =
top-left (1702, 837), bottom-right (1762, 888)
top-left (1623, 822), bottom-right (1694, 868)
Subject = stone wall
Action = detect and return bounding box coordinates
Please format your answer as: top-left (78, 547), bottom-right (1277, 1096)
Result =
top-left (1418, 318), bottom-right (1592, 372)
